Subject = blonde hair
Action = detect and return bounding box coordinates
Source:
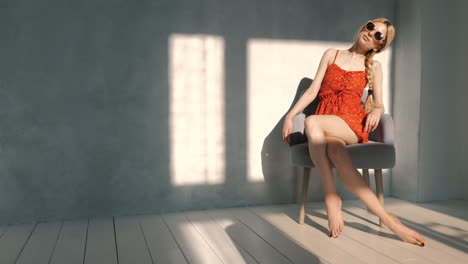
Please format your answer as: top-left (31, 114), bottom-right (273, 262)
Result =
top-left (357, 18), bottom-right (396, 113)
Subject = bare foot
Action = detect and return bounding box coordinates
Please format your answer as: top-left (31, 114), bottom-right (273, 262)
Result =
top-left (384, 214), bottom-right (427, 247)
top-left (324, 193), bottom-right (344, 238)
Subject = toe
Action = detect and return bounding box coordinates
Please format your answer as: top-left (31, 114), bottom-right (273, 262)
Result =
top-left (417, 233), bottom-right (426, 242)
top-left (416, 236), bottom-right (426, 247)
top-left (409, 236), bottom-right (424, 247)
top-left (407, 237), bottom-right (419, 245)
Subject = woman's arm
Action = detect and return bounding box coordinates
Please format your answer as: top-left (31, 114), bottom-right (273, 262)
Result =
top-left (364, 60), bottom-right (385, 132)
top-left (371, 60), bottom-right (385, 114)
top-left (285, 48), bottom-right (335, 119)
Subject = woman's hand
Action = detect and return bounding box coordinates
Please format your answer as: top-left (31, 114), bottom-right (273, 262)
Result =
top-left (282, 116), bottom-right (293, 145)
top-left (364, 109), bottom-right (382, 133)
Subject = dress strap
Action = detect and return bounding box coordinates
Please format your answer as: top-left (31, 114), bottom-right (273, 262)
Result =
top-left (332, 49), bottom-right (339, 64)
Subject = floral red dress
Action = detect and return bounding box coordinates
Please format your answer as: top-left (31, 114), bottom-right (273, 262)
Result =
top-left (315, 50), bottom-right (369, 143)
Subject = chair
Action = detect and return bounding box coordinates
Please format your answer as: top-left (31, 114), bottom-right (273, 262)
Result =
top-left (288, 78), bottom-right (396, 227)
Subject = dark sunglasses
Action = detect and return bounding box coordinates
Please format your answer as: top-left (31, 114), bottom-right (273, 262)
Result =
top-left (364, 22), bottom-right (385, 41)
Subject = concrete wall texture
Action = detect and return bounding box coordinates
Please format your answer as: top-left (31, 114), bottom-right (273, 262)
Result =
top-left (0, 0), bottom-right (466, 225)
top-left (392, 0), bottom-right (468, 202)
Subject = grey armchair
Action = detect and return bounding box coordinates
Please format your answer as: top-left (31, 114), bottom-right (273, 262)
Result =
top-left (288, 78), bottom-right (396, 227)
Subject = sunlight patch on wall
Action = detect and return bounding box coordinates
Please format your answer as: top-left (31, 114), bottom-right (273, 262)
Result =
top-left (169, 34), bottom-right (225, 186)
top-left (247, 39), bottom-right (392, 182)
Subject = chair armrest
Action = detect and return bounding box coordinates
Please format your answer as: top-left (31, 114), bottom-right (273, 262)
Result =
top-left (286, 77), bottom-right (319, 146)
top-left (369, 113), bottom-right (394, 144)
top-left (289, 113), bottom-right (307, 146)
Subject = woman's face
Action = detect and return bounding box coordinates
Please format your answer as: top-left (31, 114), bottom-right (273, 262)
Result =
top-left (357, 21), bottom-right (388, 51)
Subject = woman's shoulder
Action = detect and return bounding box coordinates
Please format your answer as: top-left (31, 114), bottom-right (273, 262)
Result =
top-left (324, 48), bottom-right (339, 56)
top-left (322, 48), bottom-right (339, 63)
top-left (372, 60), bottom-right (382, 71)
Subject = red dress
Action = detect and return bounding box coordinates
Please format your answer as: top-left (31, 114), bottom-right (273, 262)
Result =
top-left (315, 50), bottom-right (369, 143)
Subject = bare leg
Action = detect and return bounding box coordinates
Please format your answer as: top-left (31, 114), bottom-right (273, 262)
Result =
top-left (304, 116), bottom-right (344, 238)
top-left (325, 135), bottom-right (427, 247)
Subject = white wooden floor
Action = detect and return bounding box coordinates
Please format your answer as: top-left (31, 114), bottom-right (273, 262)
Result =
top-left (0, 197), bottom-right (467, 264)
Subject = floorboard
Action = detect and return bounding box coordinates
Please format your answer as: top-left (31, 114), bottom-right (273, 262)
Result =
top-left (206, 208), bottom-right (296, 264)
top-left (185, 210), bottom-right (258, 264)
top-left (250, 204), bottom-right (398, 264)
top-left (15, 221), bottom-right (62, 264)
top-left (0, 223), bottom-right (36, 264)
top-left (49, 219), bottom-right (87, 264)
top-left (84, 218), bottom-right (118, 264)
top-left (1, 198), bottom-right (466, 264)
top-left (114, 216), bottom-right (153, 264)
top-left (162, 212), bottom-right (223, 264)
top-left (139, 214), bottom-right (189, 264)
top-left (349, 198), bottom-right (468, 263)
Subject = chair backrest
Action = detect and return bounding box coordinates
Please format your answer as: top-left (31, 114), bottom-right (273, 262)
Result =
top-left (289, 77), bottom-right (320, 117)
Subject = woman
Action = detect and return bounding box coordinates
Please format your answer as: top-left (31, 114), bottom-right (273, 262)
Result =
top-left (282, 18), bottom-right (426, 247)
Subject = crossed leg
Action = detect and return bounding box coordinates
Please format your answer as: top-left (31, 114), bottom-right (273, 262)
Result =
top-left (304, 115), bottom-right (427, 246)
top-left (304, 115), bottom-right (358, 238)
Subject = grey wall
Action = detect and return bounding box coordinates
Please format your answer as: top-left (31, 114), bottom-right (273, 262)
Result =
top-left (454, 1), bottom-right (468, 201)
top-left (419, 0), bottom-right (468, 201)
top-left (392, 0), bottom-right (421, 201)
top-left (392, 0), bottom-right (468, 201)
top-left (0, 0), bottom-right (396, 224)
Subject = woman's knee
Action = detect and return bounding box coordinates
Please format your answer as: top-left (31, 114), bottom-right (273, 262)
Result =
top-left (305, 116), bottom-right (326, 144)
top-left (304, 116), bottom-right (321, 132)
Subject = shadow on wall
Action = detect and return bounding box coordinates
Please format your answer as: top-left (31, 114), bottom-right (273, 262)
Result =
top-left (260, 78), bottom-right (317, 205)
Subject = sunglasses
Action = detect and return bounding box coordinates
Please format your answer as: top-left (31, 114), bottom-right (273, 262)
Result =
top-left (363, 22), bottom-right (385, 41)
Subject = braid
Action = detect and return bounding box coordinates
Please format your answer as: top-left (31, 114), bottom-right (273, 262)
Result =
top-left (363, 50), bottom-right (376, 114)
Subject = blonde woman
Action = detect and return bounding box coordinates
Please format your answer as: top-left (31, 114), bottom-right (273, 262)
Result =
top-left (282, 18), bottom-right (426, 247)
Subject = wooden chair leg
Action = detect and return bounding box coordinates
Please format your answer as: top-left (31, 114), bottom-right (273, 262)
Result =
top-left (362, 169), bottom-right (370, 211)
top-left (362, 169), bottom-right (370, 187)
top-left (375, 169), bottom-right (384, 227)
top-left (299, 167), bottom-right (311, 224)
